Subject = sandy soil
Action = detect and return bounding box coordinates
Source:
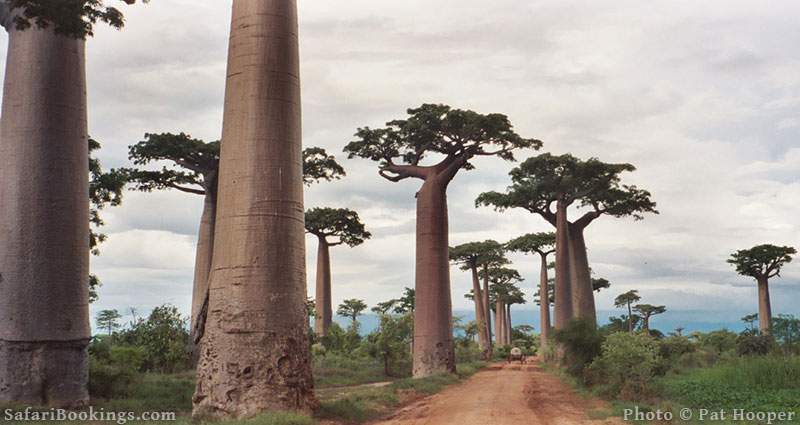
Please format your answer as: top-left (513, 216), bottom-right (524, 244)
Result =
top-left (371, 360), bottom-right (624, 425)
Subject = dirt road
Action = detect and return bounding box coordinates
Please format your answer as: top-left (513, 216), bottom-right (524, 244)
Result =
top-left (372, 360), bottom-right (623, 425)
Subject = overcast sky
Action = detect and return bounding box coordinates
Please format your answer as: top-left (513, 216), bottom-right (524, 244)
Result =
top-left (2, 0), bottom-right (798, 327)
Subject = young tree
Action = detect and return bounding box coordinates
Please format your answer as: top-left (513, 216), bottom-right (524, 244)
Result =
top-left (345, 104), bottom-right (539, 377)
top-left (477, 154), bottom-right (657, 327)
top-left (124, 133), bottom-right (344, 343)
top-left (95, 310), bottom-right (122, 336)
top-left (633, 304), bottom-right (666, 332)
top-left (0, 0), bottom-right (146, 407)
top-left (505, 232), bottom-right (555, 348)
top-left (88, 138), bottom-right (126, 303)
top-left (337, 299), bottom-right (368, 325)
top-left (614, 290), bottom-right (641, 333)
top-left (728, 244), bottom-right (796, 334)
top-left (306, 208), bottom-right (371, 337)
top-left (193, 1), bottom-right (316, 416)
top-left (449, 241), bottom-right (508, 358)
top-left (741, 314), bottom-right (759, 332)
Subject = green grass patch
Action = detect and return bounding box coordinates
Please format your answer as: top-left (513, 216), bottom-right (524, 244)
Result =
top-left (313, 353), bottom-right (394, 387)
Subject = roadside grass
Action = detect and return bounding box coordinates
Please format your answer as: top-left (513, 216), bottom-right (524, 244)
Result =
top-left (313, 353), bottom-right (396, 388)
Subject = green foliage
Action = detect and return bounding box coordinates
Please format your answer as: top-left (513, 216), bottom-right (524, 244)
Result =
top-left (116, 304), bottom-right (190, 373)
top-left (344, 104), bottom-right (540, 178)
top-left (772, 314), bottom-right (800, 354)
top-left (95, 309), bottom-right (122, 335)
top-left (449, 240), bottom-right (508, 271)
top-left (657, 335), bottom-right (697, 364)
top-left (364, 313), bottom-right (413, 377)
top-left (553, 318), bottom-right (605, 378)
top-left (736, 330), bottom-right (777, 356)
top-left (588, 332), bottom-right (659, 400)
top-left (88, 357), bottom-right (137, 399)
top-left (7, 0), bottom-right (149, 39)
top-left (337, 299), bottom-right (368, 324)
top-left (305, 207), bottom-right (371, 247)
top-left (476, 153), bottom-right (658, 223)
top-left (728, 244), bottom-right (796, 279)
top-left (302, 147), bottom-right (346, 186)
top-left (505, 232), bottom-right (555, 255)
top-left (591, 277), bottom-right (611, 292)
top-left (312, 352), bottom-right (390, 387)
top-left (697, 329), bottom-right (738, 355)
top-left (662, 356), bottom-right (800, 413)
top-left (633, 304), bottom-right (667, 329)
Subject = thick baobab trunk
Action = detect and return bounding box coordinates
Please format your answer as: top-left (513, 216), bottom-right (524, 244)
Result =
top-left (506, 304), bottom-right (513, 345)
top-left (554, 199), bottom-right (573, 329)
top-left (190, 193), bottom-right (216, 351)
top-left (539, 254), bottom-right (551, 349)
top-left (0, 17), bottom-right (90, 407)
top-left (757, 276), bottom-right (773, 334)
top-left (314, 238), bottom-right (332, 337)
top-left (413, 177), bottom-right (456, 377)
top-left (494, 300), bottom-right (505, 346)
top-left (470, 267), bottom-right (489, 357)
top-left (193, 0), bottom-right (316, 418)
top-left (568, 227), bottom-right (596, 325)
top-left (482, 268), bottom-right (493, 353)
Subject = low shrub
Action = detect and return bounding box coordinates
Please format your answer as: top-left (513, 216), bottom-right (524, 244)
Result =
top-left (88, 358), bottom-right (137, 399)
top-left (588, 331), bottom-right (659, 400)
top-left (553, 318), bottom-right (605, 378)
top-left (736, 330), bottom-right (777, 356)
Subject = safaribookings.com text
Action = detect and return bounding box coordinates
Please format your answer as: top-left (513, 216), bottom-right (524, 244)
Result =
top-left (3, 407), bottom-right (176, 423)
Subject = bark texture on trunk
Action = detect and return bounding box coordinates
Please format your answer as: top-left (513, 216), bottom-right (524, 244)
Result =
top-left (0, 20), bottom-right (90, 407)
top-left (314, 238), bottom-right (332, 337)
top-left (413, 178), bottom-right (456, 377)
top-left (193, 0), bottom-right (316, 417)
top-left (482, 268), bottom-right (493, 354)
top-left (506, 304), bottom-right (512, 345)
top-left (554, 200), bottom-right (573, 329)
top-left (190, 193), bottom-right (216, 358)
top-left (757, 276), bottom-right (772, 334)
top-left (539, 254), bottom-right (551, 349)
top-left (568, 227), bottom-right (596, 325)
top-left (470, 267), bottom-right (489, 357)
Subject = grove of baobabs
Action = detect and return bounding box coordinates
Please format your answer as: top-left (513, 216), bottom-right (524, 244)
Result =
top-left (0, 1), bottom-right (797, 425)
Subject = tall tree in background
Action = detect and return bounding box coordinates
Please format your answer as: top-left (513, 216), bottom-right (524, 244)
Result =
top-left (337, 299), bottom-right (368, 326)
top-left (95, 310), bottom-right (122, 336)
top-left (193, 0), bottom-right (316, 417)
top-left (633, 304), bottom-right (666, 332)
top-left (345, 104), bottom-right (539, 377)
top-left (506, 232), bottom-right (555, 348)
top-left (449, 241), bottom-right (507, 358)
top-left (0, 0), bottom-right (145, 407)
top-left (477, 154), bottom-right (657, 327)
top-left (305, 208), bottom-right (371, 336)
top-left (89, 138), bottom-right (126, 302)
top-left (486, 268), bottom-right (524, 346)
top-left (614, 290), bottom-right (641, 333)
top-left (124, 133), bottom-right (343, 344)
top-left (728, 244), bottom-right (796, 334)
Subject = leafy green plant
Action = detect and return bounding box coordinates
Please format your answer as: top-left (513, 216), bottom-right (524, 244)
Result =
top-left (553, 318), bottom-right (605, 378)
top-left (588, 331), bottom-right (659, 400)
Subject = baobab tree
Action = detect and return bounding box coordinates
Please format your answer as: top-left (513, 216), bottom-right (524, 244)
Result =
top-left (305, 208), bottom-right (371, 336)
top-left (486, 268), bottom-right (524, 346)
top-left (614, 290), bottom-right (641, 333)
top-left (741, 314), bottom-right (759, 332)
top-left (449, 241), bottom-right (509, 358)
top-left (0, 0), bottom-right (145, 407)
top-left (193, 0), bottom-right (316, 417)
top-left (477, 154), bottom-right (657, 327)
top-left (633, 304), bottom-right (666, 332)
top-left (506, 232), bottom-right (555, 348)
top-left (124, 133), bottom-right (345, 342)
top-left (345, 104), bottom-right (539, 377)
top-left (728, 244), bottom-right (796, 334)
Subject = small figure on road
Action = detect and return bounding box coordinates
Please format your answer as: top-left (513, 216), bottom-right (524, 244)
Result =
top-left (508, 347), bottom-right (524, 364)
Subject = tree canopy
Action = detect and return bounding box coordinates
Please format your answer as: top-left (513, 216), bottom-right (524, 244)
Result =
top-left (4, 0), bottom-right (149, 39)
top-left (727, 244), bottom-right (796, 280)
top-left (305, 208), bottom-right (371, 247)
top-left (124, 132), bottom-right (345, 195)
top-left (505, 232), bottom-right (555, 255)
top-left (373, 288), bottom-right (415, 315)
top-left (449, 240), bottom-right (508, 271)
top-left (486, 267), bottom-right (525, 305)
top-left (476, 153), bottom-right (658, 227)
top-left (614, 290), bottom-right (641, 309)
top-left (337, 299), bottom-right (368, 323)
top-left (344, 104), bottom-right (541, 184)
top-left (591, 277), bottom-right (611, 292)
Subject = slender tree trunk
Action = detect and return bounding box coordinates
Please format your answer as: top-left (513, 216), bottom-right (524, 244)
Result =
top-left (568, 225), bottom-right (596, 325)
top-left (190, 192), bottom-right (217, 360)
top-left (554, 199), bottom-right (573, 329)
top-left (193, 1), bottom-right (316, 418)
top-left (627, 302), bottom-right (633, 333)
top-left (494, 302), bottom-right (502, 346)
top-left (539, 254), bottom-right (551, 349)
top-left (506, 304), bottom-right (512, 345)
top-left (757, 276), bottom-right (773, 334)
top-left (470, 267), bottom-right (489, 358)
top-left (412, 177), bottom-right (456, 377)
top-left (314, 238), bottom-right (332, 337)
top-left (0, 17), bottom-right (90, 407)
top-left (482, 267), bottom-right (493, 354)
top-left (642, 316), bottom-right (650, 332)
